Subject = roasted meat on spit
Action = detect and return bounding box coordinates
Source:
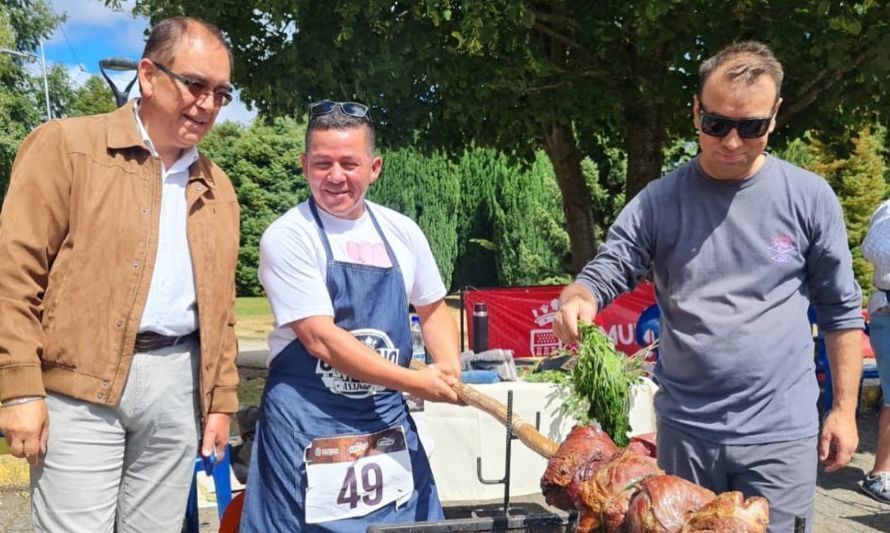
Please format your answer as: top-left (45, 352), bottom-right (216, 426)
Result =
top-left (574, 449), bottom-right (663, 532)
top-left (541, 425), bottom-right (619, 510)
top-left (680, 491), bottom-right (770, 532)
top-left (625, 474), bottom-right (717, 533)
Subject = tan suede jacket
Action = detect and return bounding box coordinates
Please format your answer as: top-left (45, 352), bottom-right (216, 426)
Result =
top-left (0, 101), bottom-right (240, 417)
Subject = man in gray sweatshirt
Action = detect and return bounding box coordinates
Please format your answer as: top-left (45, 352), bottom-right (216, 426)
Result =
top-left (553, 41), bottom-right (863, 532)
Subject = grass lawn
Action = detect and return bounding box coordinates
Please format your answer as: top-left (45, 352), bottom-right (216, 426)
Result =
top-left (235, 296), bottom-right (272, 318)
top-left (235, 296), bottom-right (274, 339)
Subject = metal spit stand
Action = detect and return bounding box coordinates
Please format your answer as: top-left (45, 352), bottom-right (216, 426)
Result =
top-left (474, 390), bottom-right (543, 516)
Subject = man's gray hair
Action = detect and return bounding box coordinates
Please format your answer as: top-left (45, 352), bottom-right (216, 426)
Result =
top-left (305, 108), bottom-right (376, 155)
top-left (699, 41), bottom-right (783, 99)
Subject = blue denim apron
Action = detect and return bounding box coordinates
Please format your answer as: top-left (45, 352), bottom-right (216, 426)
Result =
top-left (240, 199), bottom-right (444, 532)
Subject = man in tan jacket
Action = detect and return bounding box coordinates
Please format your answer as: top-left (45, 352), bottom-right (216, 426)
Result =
top-left (0, 16), bottom-right (240, 532)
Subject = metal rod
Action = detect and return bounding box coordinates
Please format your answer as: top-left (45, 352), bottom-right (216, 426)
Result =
top-left (459, 288), bottom-right (465, 352)
top-left (40, 40), bottom-right (50, 120)
top-left (472, 389), bottom-right (525, 516)
top-left (503, 390), bottom-right (513, 514)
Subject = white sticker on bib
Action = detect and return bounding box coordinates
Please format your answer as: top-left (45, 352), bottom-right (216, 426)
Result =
top-left (304, 426), bottom-right (414, 524)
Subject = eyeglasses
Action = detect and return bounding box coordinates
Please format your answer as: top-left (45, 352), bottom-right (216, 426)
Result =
top-left (153, 62), bottom-right (233, 107)
top-left (698, 104), bottom-right (775, 139)
top-left (309, 100), bottom-right (370, 121)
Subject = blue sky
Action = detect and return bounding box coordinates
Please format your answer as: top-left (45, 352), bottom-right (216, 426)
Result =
top-left (41, 0), bottom-right (257, 124)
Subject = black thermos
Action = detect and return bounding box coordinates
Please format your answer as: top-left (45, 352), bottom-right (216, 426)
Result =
top-left (472, 302), bottom-right (489, 353)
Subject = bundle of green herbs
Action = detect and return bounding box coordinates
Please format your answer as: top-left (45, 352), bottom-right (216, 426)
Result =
top-left (559, 321), bottom-right (645, 446)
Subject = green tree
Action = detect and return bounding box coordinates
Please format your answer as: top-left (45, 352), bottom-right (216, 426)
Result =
top-left (448, 148), bottom-right (570, 288)
top-left (68, 75), bottom-right (117, 117)
top-left (369, 149), bottom-right (461, 289)
top-left (806, 127), bottom-right (888, 290)
top-left (452, 148), bottom-right (500, 289)
top-left (121, 0), bottom-right (890, 272)
top-left (44, 63), bottom-right (75, 119)
top-left (491, 151), bottom-right (571, 286)
top-left (0, 0), bottom-right (61, 205)
top-left (372, 148), bottom-right (570, 289)
top-left (583, 143), bottom-right (627, 245)
top-left (200, 117), bottom-right (306, 295)
top-left (3, 0), bottom-right (61, 51)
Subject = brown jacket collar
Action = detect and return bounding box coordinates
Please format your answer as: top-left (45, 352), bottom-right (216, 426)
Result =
top-left (105, 99), bottom-right (215, 188)
top-left (105, 100), bottom-right (146, 151)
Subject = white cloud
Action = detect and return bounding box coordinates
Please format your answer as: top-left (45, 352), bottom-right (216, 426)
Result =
top-left (48, 0), bottom-right (141, 28)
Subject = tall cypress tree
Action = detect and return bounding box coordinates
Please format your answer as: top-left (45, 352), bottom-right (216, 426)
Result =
top-left (807, 127), bottom-right (888, 291)
top-left (369, 149), bottom-right (460, 289)
top-left (491, 151), bottom-right (570, 286)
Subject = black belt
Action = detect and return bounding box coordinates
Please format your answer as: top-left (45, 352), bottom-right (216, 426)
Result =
top-left (133, 330), bottom-right (199, 352)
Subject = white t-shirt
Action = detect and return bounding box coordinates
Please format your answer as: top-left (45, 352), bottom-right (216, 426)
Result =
top-left (259, 200), bottom-right (447, 362)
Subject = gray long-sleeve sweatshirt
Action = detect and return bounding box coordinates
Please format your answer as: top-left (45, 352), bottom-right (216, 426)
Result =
top-left (577, 155), bottom-right (863, 444)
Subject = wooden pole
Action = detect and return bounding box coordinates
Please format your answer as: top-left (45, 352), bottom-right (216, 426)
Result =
top-left (409, 359), bottom-right (559, 459)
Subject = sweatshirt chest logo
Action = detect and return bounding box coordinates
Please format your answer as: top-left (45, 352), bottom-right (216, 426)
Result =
top-left (316, 328), bottom-right (400, 399)
top-left (768, 235), bottom-right (797, 263)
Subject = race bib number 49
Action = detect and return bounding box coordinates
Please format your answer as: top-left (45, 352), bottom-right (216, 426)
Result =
top-left (304, 427), bottom-right (414, 524)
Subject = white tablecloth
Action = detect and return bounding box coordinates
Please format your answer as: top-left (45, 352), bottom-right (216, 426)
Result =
top-left (412, 378), bottom-right (657, 502)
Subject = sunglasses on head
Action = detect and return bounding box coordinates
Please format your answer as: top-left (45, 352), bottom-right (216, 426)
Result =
top-left (698, 104), bottom-right (775, 139)
top-left (309, 100), bottom-right (370, 121)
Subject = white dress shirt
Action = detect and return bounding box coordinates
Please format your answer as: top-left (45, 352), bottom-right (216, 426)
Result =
top-left (134, 102), bottom-right (199, 335)
top-left (863, 199), bottom-right (890, 315)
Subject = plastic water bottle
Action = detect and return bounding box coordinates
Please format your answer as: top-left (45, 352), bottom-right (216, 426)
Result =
top-left (409, 314), bottom-right (425, 363)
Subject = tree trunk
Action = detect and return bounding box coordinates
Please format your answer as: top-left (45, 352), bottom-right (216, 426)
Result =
top-left (624, 100), bottom-right (665, 201)
top-left (542, 123), bottom-right (598, 273)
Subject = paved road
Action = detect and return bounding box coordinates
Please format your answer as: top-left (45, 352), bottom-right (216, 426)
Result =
top-left (813, 404), bottom-right (890, 532)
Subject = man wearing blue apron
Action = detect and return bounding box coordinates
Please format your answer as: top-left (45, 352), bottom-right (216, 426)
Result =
top-left (241, 100), bottom-right (462, 531)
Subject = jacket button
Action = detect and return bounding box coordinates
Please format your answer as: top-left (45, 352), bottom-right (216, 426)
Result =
top-left (115, 320), bottom-right (124, 328)
top-left (101, 381), bottom-right (109, 389)
top-left (141, 207), bottom-right (148, 215)
top-left (96, 392), bottom-right (104, 400)
top-left (132, 261), bottom-right (140, 269)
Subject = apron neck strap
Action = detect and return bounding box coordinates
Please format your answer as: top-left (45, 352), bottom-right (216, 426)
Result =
top-left (307, 196), bottom-right (403, 272)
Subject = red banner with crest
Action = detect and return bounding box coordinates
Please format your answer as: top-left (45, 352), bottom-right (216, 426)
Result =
top-left (463, 282), bottom-right (656, 358)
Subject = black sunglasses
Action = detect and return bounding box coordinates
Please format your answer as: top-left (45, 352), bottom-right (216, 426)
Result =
top-left (153, 62), bottom-right (233, 107)
top-left (698, 104), bottom-right (775, 139)
top-left (309, 100), bottom-right (370, 121)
